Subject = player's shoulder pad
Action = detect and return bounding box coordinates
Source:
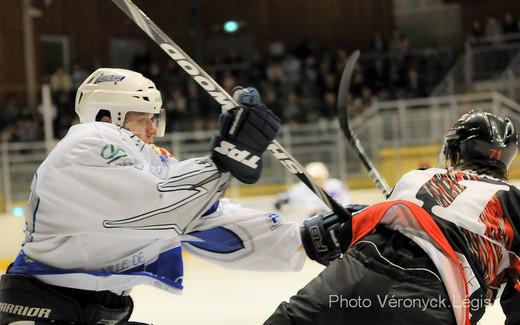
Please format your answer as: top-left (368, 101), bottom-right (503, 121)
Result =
top-left (50, 122), bottom-right (141, 168)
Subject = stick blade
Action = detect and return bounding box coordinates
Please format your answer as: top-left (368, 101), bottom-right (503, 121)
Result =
top-left (337, 50), bottom-right (360, 138)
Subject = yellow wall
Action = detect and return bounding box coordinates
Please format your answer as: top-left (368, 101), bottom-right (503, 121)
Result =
top-left (0, 216), bottom-right (25, 272)
top-left (378, 144), bottom-right (442, 186)
top-left (347, 144), bottom-right (520, 189)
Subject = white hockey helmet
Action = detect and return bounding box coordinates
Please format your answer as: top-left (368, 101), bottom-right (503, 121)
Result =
top-left (305, 162), bottom-right (329, 184)
top-left (75, 68), bottom-right (165, 136)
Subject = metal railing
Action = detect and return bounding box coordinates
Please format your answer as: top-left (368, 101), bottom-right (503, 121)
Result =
top-left (490, 51), bottom-right (520, 102)
top-left (433, 38), bottom-right (520, 97)
top-left (1, 92), bottom-right (520, 214)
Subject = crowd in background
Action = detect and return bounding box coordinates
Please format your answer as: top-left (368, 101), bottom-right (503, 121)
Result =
top-left (1, 12), bottom-right (520, 143)
top-left (131, 30), bottom-right (453, 133)
top-left (467, 13), bottom-right (520, 45)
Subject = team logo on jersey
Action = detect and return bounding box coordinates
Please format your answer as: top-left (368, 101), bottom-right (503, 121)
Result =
top-left (101, 144), bottom-right (129, 165)
top-left (267, 212), bottom-right (282, 230)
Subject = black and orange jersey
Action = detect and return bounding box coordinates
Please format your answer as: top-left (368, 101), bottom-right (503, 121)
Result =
top-left (387, 167), bottom-right (520, 323)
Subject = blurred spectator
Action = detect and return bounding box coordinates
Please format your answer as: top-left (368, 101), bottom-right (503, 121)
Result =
top-left (484, 17), bottom-right (503, 44)
top-left (10, 119), bottom-right (40, 142)
top-left (404, 67), bottom-right (426, 98)
top-left (302, 55), bottom-right (319, 83)
top-left (367, 58), bottom-right (389, 96)
top-left (1, 94), bottom-right (20, 132)
top-left (131, 51), bottom-right (152, 75)
top-left (320, 91), bottom-right (337, 120)
top-left (502, 13), bottom-right (519, 35)
top-left (281, 54), bottom-right (302, 86)
top-left (221, 71), bottom-right (237, 93)
top-left (186, 79), bottom-right (204, 131)
top-left (223, 49), bottom-right (243, 65)
top-left (160, 61), bottom-right (185, 92)
top-left (268, 41), bottom-right (285, 59)
top-left (283, 90), bottom-right (303, 124)
top-left (360, 87), bottom-right (373, 107)
top-left (263, 86), bottom-right (284, 122)
top-left (334, 48), bottom-right (348, 73)
top-left (470, 20), bottom-right (485, 39)
top-left (371, 33), bottom-right (387, 52)
top-left (71, 64), bottom-right (88, 90)
top-left (149, 61), bottom-right (161, 81)
top-left (265, 62), bottom-right (286, 88)
top-left (50, 66), bottom-right (72, 94)
top-left (166, 87), bottom-right (190, 132)
top-left (350, 70), bottom-right (365, 98)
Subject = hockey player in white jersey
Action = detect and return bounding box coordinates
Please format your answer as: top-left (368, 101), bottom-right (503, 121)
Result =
top-left (274, 162), bottom-right (351, 219)
top-left (0, 68), bottom-right (305, 325)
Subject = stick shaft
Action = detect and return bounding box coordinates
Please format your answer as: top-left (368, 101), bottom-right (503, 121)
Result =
top-left (112, 0), bottom-right (351, 219)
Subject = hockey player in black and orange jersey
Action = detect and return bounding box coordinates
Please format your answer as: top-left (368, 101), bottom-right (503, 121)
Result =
top-left (266, 110), bottom-right (520, 325)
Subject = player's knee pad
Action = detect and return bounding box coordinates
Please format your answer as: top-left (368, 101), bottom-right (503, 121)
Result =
top-left (0, 274), bottom-right (134, 325)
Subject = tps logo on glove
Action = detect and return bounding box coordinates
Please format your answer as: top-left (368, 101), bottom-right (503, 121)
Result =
top-left (309, 225), bottom-right (329, 252)
top-left (213, 140), bottom-right (260, 169)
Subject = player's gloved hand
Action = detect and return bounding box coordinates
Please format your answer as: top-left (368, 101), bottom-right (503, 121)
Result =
top-left (300, 204), bottom-right (367, 266)
top-left (210, 87), bottom-right (281, 184)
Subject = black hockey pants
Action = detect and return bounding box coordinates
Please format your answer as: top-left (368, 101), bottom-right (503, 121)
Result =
top-left (265, 227), bottom-right (456, 325)
top-left (0, 272), bottom-right (149, 325)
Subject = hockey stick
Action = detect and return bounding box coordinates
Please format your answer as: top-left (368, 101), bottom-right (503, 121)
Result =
top-left (337, 51), bottom-right (391, 197)
top-left (112, 0), bottom-right (351, 221)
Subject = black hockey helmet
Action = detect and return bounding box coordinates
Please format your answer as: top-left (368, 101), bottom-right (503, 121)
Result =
top-left (443, 110), bottom-right (519, 178)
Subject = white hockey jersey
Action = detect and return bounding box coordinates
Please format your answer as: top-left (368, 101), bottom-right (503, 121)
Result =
top-left (9, 123), bottom-right (305, 294)
top-left (278, 179), bottom-right (351, 218)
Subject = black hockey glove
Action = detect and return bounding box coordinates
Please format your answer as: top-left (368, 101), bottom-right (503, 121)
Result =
top-left (210, 87), bottom-right (281, 184)
top-left (300, 204), bottom-right (368, 266)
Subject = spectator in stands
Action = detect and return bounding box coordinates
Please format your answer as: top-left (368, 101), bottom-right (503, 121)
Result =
top-left (10, 119), bottom-right (41, 142)
top-left (502, 13), bottom-right (520, 35)
top-left (50, 66), bottom-right (72, 94)
top-left (49, 66), bottom-right (73, 125)
top-left (1, 94), bottom-right (20, 133)
top-left (71, 64), bottom-right (88, 90)
top-left (265, 62), bottom-right (286, 90)
top-left (302, 55), bottom-right (319, 84)
top-left (360, 86), bottom-right (373, 108)
top-left (470, 19), bottom-right (485, 39)
top-left (221, 71), bottom-right (238, 93)
top-left (166, 87), bottom-right (190, 132)
top-left (263, 86), bottom-right (284, 122)
top-left (350, 70), bottom-right (365, 99)
top-left (283, 90), bottom-right (304, 124)
top-left (320, 91), bottom-right (337, 120)
top-left (281, 53), bottom-right (302, 86)
top-left (404, 67), bottom-right (426, 98)
top-left (367, 58), bottom-right (389, 96)
top-left (371, 33), bottom-right (387, 53)
top-left (484, 17), bottom-right (503, 44)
